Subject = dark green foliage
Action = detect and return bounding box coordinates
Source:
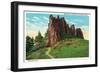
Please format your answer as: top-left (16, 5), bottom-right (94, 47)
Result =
top-left (35, 31), bottom-right (45, 48)
top-left (26, 36), bottom-right (34, 56)
top-left (44, 29), bottom-right (48, 40)
top-left (35, 31), bottom-right (44, 43)
top-left (44, 30), bottom-right (48, 45)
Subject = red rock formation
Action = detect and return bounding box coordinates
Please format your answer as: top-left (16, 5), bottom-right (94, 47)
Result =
top-left (70, 25), bottom-right (76, 37)
top-left (76, 28), bottom-right (84, 39)
top-left (46, 15), bottom-right (66, 46)
top-left (46, 15), bottom-right (62, 47)
top-left (46, 15), bottom-right (84, 47)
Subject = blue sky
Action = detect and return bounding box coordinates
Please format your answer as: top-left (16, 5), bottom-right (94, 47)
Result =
top-left (25, 12), bottom-right (89, 40)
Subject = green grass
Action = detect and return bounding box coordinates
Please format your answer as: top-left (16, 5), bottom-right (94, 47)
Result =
top-left (26, 48), bottom-right (50, 60)
top-left (50, 39), bottom-right (89, 58)
top-left (26, 38), bottom-right (89, 60)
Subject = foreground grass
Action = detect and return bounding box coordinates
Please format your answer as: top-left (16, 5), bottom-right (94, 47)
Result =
top-left (26, 48), bottom-right (50, 60)
top-left (50, 39), bottom-right (89, 58)
top-left (26, 38), bottom-right (89, 60)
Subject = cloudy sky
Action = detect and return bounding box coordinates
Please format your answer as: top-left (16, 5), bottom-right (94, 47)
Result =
top-left (25, 12), bottom-right (89, 40)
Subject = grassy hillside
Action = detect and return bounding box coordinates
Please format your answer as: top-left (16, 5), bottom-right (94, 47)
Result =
top-left (26, 38), bottom-right (89, 60)
top-left (50, 39), bottom-right (89, 58)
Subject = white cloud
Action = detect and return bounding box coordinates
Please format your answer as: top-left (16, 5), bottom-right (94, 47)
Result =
top-left (43, 16), bottom-right (49, 21)
top-left (32, 16), bottom-right (40, 21)
top-left (81, 25), bottom-right (88, 29)
top-left (39, 22), bottom-right (45, 25)
top-left (65, 18), bottom-right (89, 31)
top-left (26, 17), bottom-right (36, 22)
top-left (65, 18), bottom-right (69, 22)
top-left (65, 19), bottom-right (78, 26)
top-left (32, 19), bottom-right (37, 22)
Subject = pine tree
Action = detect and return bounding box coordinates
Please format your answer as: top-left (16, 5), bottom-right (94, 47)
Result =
top-left (35, 31), bottom-right (43, 43)
top-left (26, 36), bottom-right (34, 54)
top-left (44, 29), bottom-right (48, 40)
top-left (34, 31), bottom-right (45, 48)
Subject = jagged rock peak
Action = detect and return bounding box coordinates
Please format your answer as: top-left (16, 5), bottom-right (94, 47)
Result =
top-left (70, 24), bottom-right (76, 36)
top-left (46, 15), bottom-right (84, 47)
top-left (76, 28), bottom-right (84, 39)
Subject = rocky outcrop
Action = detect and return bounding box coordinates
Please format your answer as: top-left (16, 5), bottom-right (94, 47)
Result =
top-left (76, 28), bottom-right (84, 39)
top-left (70, 25), bottom-right (76, 37)
top-left (46, 15), bottom-right (84, 47)
top-left (46, 15), bottom-right (63, 47)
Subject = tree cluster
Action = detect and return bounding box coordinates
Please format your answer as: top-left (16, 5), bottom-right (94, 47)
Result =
top-left (26, 31), bottom-right (48, 55)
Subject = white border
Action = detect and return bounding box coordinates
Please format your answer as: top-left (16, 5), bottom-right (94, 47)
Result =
top-left (18, 5), bottom-right (95, 68)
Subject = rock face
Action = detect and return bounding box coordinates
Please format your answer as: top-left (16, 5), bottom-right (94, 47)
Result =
top-left (69, 25), bottom-right (76, 37)
top-left (76, 28), bottom-right (84, 39)
top-left (46, 15), bottom-right (84, 47)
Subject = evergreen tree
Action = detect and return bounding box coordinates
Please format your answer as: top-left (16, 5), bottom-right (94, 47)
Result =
top-left (35, 31), bottom-right (45, 48)
top-left (26, 36), bottom-right (34, 53)
top-left (44, 29), bottom-right (48, 40)
top-left (35, 31), bottom-right (43, 43)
